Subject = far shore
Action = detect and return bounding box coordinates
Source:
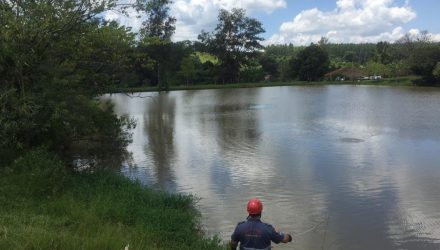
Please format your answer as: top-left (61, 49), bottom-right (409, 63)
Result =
top-left (106, 76), bottom-right (428, 94)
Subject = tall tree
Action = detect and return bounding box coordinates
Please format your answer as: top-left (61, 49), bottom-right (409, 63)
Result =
top-left (137, 0), bottom-right (176, 90)
top-left (289, 43), bottom-right (329, 81)
top-left (259, 55), bottom-right (279, 79)
top-left (178, 55), bottom-right (197, 85)
top-left (137, 0), bottom-right (176, 41)
top-left (198, 8), bottom-right (265, 83)
top-left (395, 30), bottom-right (433, 59)
top-left (409, 45), bottom-right (440, 84)
top-left (374, 41), bottom-right (391, 64)
top-left (0, 0), bottom-right (117, 95)
top-left (0, 0), bottom-right (134, 165)
top-left (434, 62), bottom-right (440, 81)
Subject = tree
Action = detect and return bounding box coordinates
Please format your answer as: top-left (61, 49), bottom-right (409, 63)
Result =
top-left (0, 0), bottom-right (134, 165)
top-left (318, 37), bottom-right (330, 47)
top-left (343, 51), bottom-right (356, 63)
top-left (318, 36), bottom-right (330, 53)
top-left (374, 41), bottom-right (391, 64)
top-left (434, 62), bottom-right (440, 81)
top-left (409, 45), bottom-right (440, 84)
top-left (259, 55), bottom-right (279, 79)
top-left (366, 61), bottom-right (390, 77)
top-left (137, 0), bottom-right (176, 90)
top-left (289, 44), bottom-right (330, 81)
top-left (77, 21), bottom-right (138, 89)
top-left (178, 55), bottom-right (198, 85)
top-left (395, 30), bottom-right (433, 59)
top-left (137, 0), bottom-right (176, 41)
top-left (198, 8), bottom-right (265, 83)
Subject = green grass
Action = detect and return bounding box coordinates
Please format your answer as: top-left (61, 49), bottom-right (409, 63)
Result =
top-left (0, 150), bottom-right (224, 250)
top-left (108, 76), bottom-right (421, 94)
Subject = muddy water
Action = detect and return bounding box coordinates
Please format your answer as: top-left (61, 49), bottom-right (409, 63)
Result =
top-left (103, 85), bottom-right (440, 249)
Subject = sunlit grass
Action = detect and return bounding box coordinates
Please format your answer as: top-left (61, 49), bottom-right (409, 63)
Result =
top-left (0, 150), bottom-right (224, 250)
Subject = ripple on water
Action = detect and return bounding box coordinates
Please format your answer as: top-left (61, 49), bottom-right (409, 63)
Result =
top-left (105, 86), bottom-right (440, 249)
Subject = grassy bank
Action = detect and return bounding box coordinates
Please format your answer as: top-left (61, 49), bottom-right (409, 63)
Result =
top-left (108, 76), bottom-right (420, 93)
top-left (0, 150), bottom-right (224, 250)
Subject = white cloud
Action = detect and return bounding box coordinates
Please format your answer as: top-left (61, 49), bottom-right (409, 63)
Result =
top-left (103, 7), bottom-right (143, 31)
top-left (103, 0), bottom-right (286, 41)
top-left (102, 0), bottom-right (143, 31)
top-left (172, 0), bottom-right (286, 41)
top-left (405, 28), bottom-right (440, 43)
top-left (432, 34), bottom-right (440, 42)
top-left (102, 0), bottom-right (440, 44)
top-left (171, 0), bottom-right (220, 41)
top-left (267, 0), bottom-right (418, 45)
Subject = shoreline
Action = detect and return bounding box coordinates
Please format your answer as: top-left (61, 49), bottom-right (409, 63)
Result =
top-left (106, 76), bottom-right (422, 94)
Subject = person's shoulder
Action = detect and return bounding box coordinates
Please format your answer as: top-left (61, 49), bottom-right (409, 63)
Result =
top-left (233, 220), bottom-right (247, 232)
top-left (263, 222), bottom-right (273, 227)
top-left (236, 220), bottom-right (246, 227)
top-left (261, 222), bottom-right (276, 230)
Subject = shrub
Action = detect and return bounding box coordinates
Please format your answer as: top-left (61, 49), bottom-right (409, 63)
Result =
top-left (3, 149), bottom-right (70, 199)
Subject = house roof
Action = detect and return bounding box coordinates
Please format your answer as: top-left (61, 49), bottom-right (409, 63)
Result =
top-left (325, 67), bottom-right (368, 78)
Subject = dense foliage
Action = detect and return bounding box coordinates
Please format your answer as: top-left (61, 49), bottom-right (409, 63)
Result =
top-left (289, 44), bottom-right (330, 81)
top-left (198, 8), bottom-right (265, 83)
top-left (0, 0), bottom-right (137, 166)
top-left (137, 0), bottom-right (176, 90)
top-left (409, 45), bottom-right (440, 84)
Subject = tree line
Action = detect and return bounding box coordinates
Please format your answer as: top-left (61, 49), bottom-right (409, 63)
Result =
top-left (1, 0), bottom-right (440, 166)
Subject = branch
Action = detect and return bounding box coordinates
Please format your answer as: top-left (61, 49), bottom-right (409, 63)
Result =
top-left (123, 92), bottom-right (154, 99)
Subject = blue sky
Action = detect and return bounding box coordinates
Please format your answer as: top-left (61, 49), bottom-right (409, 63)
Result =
top-left (403, 0), bottom-right (440, 32)
top-left (105, 0), bottom-right (440, 45)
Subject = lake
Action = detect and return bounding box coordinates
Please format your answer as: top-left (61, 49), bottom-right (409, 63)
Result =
top-left (102, 85), bottom-right (440, 249)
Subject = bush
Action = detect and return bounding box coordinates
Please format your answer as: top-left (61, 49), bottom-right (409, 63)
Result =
top-left (433, 62), bottom-right (440, 81)
top-left (2, 149), bottom-right (70, 199)
top-left (409, 45), bottom-right (440, 85)
top-left (240, 66), bottom-right (265, 83)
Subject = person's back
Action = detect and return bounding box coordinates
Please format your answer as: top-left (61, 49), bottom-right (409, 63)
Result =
top-left (230, 198), bottom-right (292, 250)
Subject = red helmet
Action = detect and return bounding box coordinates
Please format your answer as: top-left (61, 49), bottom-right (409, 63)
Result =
top-left (247, 198), bottom-right (263, 215)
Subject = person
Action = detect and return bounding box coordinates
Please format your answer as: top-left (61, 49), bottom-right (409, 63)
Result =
top-left (230, 198), bottom-right (293, 250)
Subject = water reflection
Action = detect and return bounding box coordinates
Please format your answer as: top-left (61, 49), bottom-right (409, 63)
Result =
top-left (144, 93), bottom-right (177, 191)
top-left (105, 86), bottom-right (440, 249)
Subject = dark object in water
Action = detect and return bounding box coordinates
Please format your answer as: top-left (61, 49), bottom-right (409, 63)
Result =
top-left (340, 137), bottom-right (365, 143)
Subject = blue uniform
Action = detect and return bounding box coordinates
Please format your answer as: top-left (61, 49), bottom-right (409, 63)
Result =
top-left (231, 217), bottom-right (285, 250)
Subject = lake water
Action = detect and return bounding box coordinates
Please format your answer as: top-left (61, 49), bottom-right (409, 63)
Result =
top-left (102, 85), bottom-right (440, 249)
